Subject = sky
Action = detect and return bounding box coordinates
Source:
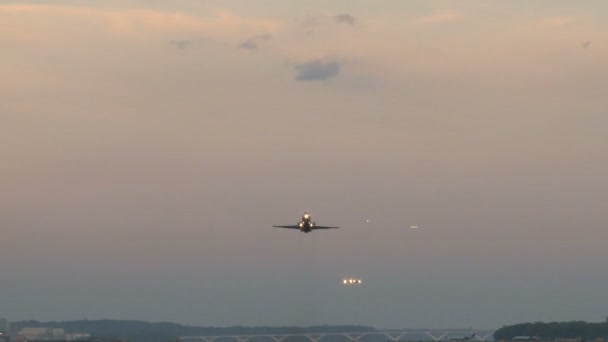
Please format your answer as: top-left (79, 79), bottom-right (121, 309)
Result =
top-left (1, 0), bottom-right (608, 330)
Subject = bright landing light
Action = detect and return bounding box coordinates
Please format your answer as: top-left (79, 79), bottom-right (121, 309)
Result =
top-left (342, 278), bottom-right (363, 285)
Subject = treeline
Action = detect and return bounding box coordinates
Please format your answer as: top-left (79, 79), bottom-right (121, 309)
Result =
top-left (10, 320), bottom-right (376, 342)
top-left (494, 321), bottom-right (608, 340)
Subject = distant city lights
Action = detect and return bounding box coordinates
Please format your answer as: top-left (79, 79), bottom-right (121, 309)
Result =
top-left (410, 225), bottom-right (418, 229)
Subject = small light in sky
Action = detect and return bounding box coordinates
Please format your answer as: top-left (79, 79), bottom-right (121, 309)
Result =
top-left (410, 225), bottom-right (418, 229)
top-left (366, 219), bottom-right (370, 223)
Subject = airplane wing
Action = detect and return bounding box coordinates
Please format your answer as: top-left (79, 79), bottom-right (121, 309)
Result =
top-left (273, 225), bottom-right (301, 229)
top-left (311, 226), bottom-right (340, 230)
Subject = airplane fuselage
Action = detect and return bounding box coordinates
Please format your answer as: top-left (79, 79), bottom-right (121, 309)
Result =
top-left (298, 214), bottom-right (315, 233)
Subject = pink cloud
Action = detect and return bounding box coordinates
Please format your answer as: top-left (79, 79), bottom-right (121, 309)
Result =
top-left (0, 4), bottom-right (279, 39)
top-left (416, 11), bottom-right (463, 24)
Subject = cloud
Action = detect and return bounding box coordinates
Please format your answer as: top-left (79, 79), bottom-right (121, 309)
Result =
top-left (0, 4), bottom-right (279, 41)
top-left (169, 39), bottom-right (193, 50)
top-left (416, 12), bottom-right (462, 24)
top-left (540, 16), bottom-right (577, 27)
top-left (335, 14), bottom-right (356, 26)
top-left (294, 60), bottom-right (342, 81)
top-left (239, 34), bottom-right (271, 50)
top-left (301, 16), bottom-right (319, 28)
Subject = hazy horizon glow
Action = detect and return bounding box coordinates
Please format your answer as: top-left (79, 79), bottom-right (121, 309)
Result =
top-left (1, 0), bottom-right (608, 328)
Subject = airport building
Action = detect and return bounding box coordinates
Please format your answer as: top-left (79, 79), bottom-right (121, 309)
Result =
top-left (17, 327), bottom-right (65, 340)
top-left (14, 328), bottom-right (89, 341)
top-left (0, 323), bottom-right (91, 342)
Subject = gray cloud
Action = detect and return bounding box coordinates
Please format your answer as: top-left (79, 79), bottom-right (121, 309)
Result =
top-left (301, 16), bottom-right (319, 28)
top-left (239, 34), bottom-right (272, 50)
top-left (168, 39), bottom-right (193, 50)
top-left (335, 14), bottom-right (356, 25)
top-left (294, 60), bottom-right (342, 81)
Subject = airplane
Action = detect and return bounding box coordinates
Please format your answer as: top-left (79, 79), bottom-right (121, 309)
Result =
top-left (449, 333), bottom-right (476, 341)
top-left (273, 212), bottom-right (339, 233)
top-left (342, 278), bottom-right (362, 285)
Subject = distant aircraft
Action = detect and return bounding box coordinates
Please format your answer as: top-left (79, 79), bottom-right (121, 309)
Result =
top-left (273, 212), bottom-right (339, 233)
top-left (342, 278), bottom-right (362, 285)
top-left (449, 333), bottom-right (476, 341)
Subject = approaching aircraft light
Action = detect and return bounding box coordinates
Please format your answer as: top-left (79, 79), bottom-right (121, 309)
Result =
top-left (273, 212), bottom-right (339, 233)
top-left (342, 277), bottom-right (363, 286)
